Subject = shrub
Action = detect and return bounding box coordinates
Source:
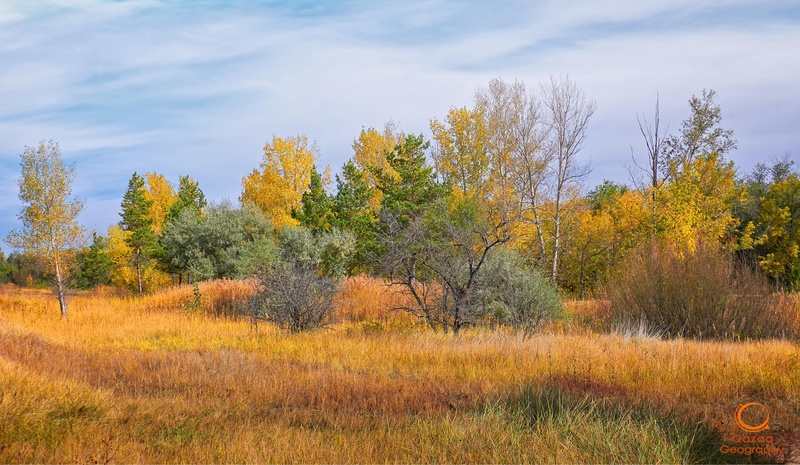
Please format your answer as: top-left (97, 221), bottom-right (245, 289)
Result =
top-left (605, 239), bottom-right (788, 340)
top-left (476, 248), bottom-right (565, 337)
top-left (250, 227), bottom-right (354, 333)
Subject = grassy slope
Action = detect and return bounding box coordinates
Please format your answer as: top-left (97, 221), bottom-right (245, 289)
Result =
top-left (0, 280), bottom-right (798, 463)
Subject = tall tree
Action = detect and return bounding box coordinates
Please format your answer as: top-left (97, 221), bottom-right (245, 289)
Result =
top-left (352, 121), bottom-right (403, 209)
top-left (330, 159), bottom-right (377, 273)
top-left (142, 172), bottom-right (176, 236)
top-left (373, 134), bottom-right (448, 223)
top-left (292, 165), bottom-right (333, 232)
top-left (476, 78), bottom-right (548, 260)
top-left (5, 140), bottom-right (85, 319)
top-left (542, 74), bottom-right (596, 283)
top-left (167, 175), bottom-right (207, 222)
top-left (659, 153), bottom-right (739, 250)
top-left (430, 106), bottom-right (489, 199)
top-left (662, 89), bottom-right (737, 179)
top-left (631, 94), bottom-right (666, 201)
top-left (241, 134), bottom-right (319, 228)
top-left (120, 172), bottom-right (157, 293)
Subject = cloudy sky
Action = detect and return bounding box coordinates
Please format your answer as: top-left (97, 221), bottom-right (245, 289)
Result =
top-left (1, 0), bottom-right (799, 244)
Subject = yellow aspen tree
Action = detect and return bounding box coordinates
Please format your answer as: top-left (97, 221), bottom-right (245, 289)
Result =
top-left (352, 121), bottom-right (402, 209)
top-left (105, 225), bottom-right (136, 289)
top-left (105, 225), bottom-right (170, 291)
top-left (143, 172), bottom-right (177, 235)
top-left (430, 106), bottom-right (489, 200)
top-left (241, 134), bottom-right (319, 229)
top-left (5, 140), bottom-right (85, 320)
top-left (659, 153), bottom-right (738, 252)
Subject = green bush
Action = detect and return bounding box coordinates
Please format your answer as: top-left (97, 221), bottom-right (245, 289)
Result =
top-left (250, 227), bottom-right (355, 333)
top-left (476, 248), bottom-right (565, 337)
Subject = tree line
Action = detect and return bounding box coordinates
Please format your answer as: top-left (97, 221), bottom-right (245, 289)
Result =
top-left (3, 75), bottom-right (799, 333)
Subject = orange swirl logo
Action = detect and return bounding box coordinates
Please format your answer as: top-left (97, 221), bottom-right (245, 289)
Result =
top-left (734, 402), bottom-right (770, 433)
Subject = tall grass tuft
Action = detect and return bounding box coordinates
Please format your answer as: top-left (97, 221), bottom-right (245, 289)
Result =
top-left (605, 239), bottom-right (792, 340)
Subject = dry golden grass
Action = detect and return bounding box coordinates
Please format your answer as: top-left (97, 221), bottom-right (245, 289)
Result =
top-left (0, 279), bottom-right (798, 463)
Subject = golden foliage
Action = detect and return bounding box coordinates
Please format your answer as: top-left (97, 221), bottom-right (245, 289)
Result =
top-left (659, 153), bottom-right (738, 252)
top-left (142, 172), bottom-right (177, 235)
top-left (241, 134), bottom-right (319, 229)
top-left (430, 107), bottom-right (489, 199)
top-left (105, 225), bottom-right (170, 292)
top-left (352, 122), bottom-right (402, 209)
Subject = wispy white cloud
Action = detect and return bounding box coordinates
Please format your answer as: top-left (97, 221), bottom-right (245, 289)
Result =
top-left (1, 0), bottom-right (798, 242)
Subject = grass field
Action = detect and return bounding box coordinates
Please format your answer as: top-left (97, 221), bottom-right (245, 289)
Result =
top-left (0, 278), bottom-right (798, 463)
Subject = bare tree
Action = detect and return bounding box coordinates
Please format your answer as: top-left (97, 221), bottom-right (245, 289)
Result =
top-left (631, 93), bottom-right (666, 196)
top-left (252, 258), bottom-right (338, 333)
top-left (541, 75), bottom-right (596, 283)
top-left (250, 227), bottom-right (354, 333)
top-left (376, 199), bottom-right (510, 334)
top-left (476, 78), bottom-right (550, 265)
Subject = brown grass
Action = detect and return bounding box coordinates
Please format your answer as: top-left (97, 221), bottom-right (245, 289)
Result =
top-left (0, 279), bottom-right (798, 463)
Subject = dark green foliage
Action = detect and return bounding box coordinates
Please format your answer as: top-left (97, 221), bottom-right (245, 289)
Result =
top-left (0, 249), bottom-right (12, 284)
top-left (167, 175), bottom-right (207, 223)
top-left (120, 172), bottom-right (157, 293)
top-left (588, 180), bottom-right (628, 213)
top-left (5, 253), bottom-right (47, 287)
top-left (292, 165), bottom-right (332, 231)
top-left (330, 160), bottom-right (377, 273)
top-left (373, 134), bottom-right (449, 223)
top-left (160, 201), bottom-right (275, 281)
top-left (75, 233), bottom-right (113, 289)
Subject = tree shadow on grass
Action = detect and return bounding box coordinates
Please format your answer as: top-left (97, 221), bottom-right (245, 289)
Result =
top-left (500, 382), bottom-right (779, 464)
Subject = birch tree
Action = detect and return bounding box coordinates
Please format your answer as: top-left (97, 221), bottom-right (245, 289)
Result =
top-left (542, 75), bottom-right (596, 282)
top-left (5, 140), bottom-right (85, 320)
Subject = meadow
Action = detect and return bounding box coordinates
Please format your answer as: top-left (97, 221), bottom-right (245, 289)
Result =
top-left (0, 278), bottom-right (798, 464)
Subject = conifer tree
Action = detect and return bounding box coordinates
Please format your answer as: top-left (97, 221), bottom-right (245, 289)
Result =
top-left (120, 172), bottom-right (157, 293)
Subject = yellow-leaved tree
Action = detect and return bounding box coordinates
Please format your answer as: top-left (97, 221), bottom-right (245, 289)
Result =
top-left (105, 225), bottom-right (171, 292)
top-left (658, 153), bottom-right (739, 252)
top-left (5, 140), bottom-right (85, 320)
top-left (241, 135), bottom-right (320, 229)
top-left (430, 106), bottom-right (489, 199)
top-left (143, 172), bottom-right (177, 236)
top-left (352, 122), bottom-right (403, 209)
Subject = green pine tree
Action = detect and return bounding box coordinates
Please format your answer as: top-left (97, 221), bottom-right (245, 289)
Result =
top-left (120, 172), bottom-right (157, 293)
top-left (293, 165), bottom-right (332, 232)
top-left (76, 232), bottom-right (113, 289)
top-left (373, 134), bottom-right (449, 222)
top-left (331, 160), bottom-right (377, 273)
top-left (167, 175), bottom-right (207, 222)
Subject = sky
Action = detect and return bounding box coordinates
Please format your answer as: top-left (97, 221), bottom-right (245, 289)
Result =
top-left (1, 0), bottom-right (799, 247)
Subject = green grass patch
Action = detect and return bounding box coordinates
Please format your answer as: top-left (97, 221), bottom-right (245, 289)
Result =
top-left (497, 385), bottom-right (770, 464)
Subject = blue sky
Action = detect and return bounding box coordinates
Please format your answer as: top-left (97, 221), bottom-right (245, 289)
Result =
top-left (2, 0), bottom-right (799, 246)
